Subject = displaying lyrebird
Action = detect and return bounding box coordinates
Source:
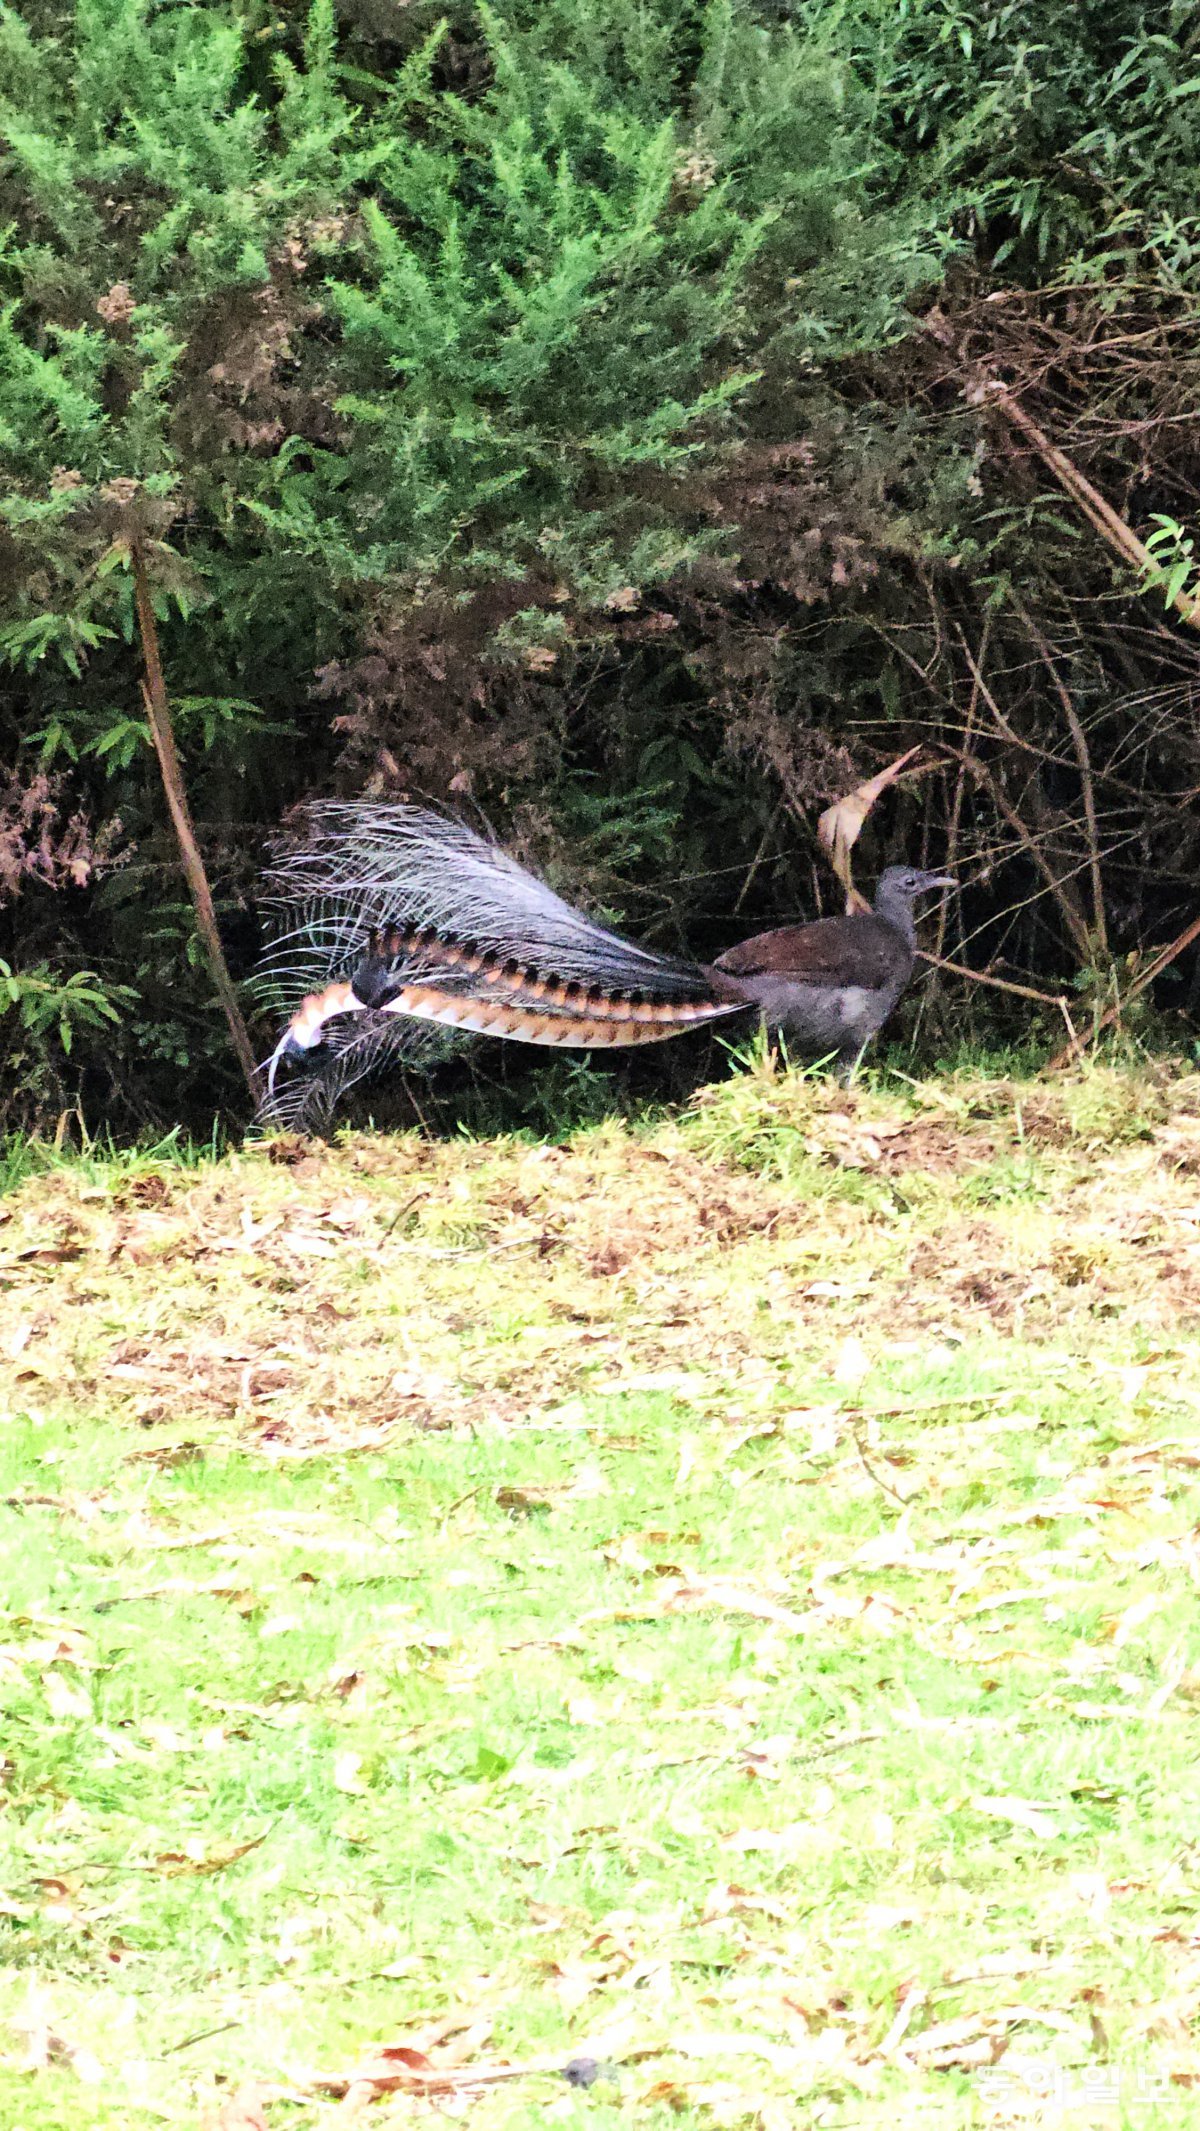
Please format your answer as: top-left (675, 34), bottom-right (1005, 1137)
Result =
top-left (260, 802), bottom-right (952, 1123)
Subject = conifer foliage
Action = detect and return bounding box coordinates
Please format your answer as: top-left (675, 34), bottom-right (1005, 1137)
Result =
top-left (6, 2), bottom-right (1200, 1125)
top-left (0, 0), bottom-right (926, 1120)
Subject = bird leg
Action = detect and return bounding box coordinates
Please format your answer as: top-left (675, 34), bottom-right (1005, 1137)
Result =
top-left (835, 1043), bottom-right (870, 1089)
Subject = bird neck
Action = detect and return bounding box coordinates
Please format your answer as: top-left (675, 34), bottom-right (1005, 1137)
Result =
top-left (871, 880), bottom-right (917, 949)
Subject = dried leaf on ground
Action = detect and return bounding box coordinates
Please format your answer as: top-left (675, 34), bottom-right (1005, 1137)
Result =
top-left (202, 2082), bottom-right (269, 2131)
top-left (313, 2042), bottom-right (568, 2098)
top-left (971, 1794), bottom-right (1061, 1839)
top-left (17, 2019), bottom-right (103, 2085)
top-left (154, 1831), bottom-right (269, 1877)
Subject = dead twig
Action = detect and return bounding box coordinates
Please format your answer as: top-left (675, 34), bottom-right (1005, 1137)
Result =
top-left (934, 620), bottom-right (984, 966)
top-left (132, 546), bottom-right (258, 1103)
top-left (163, 2022), bottom-right (245, 2058)
top-left (853, 1425), bottom-right (916, 1508)
top-left (376, 1191), bottom-right (428, 1246)
top-left (795, 1725), bottom-right (885, 1764)
top-left (917, 950), bottom-right (1071, 1010)
top-left (1012, 597), bottom-right (1108, 956)
top-left (946, 741), bottom-right (1095, 964)
top-left (976, 378), bottom-right (1200, 630)
top-left (732, 799), bottom-right (783, 915)
top-left (1056, 993), bottom-right (1086, 1064)
top-left (1045, 907), bottom-right (1200, 1070)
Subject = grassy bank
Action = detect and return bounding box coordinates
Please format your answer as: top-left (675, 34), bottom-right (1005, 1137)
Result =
top-left (1, 1063), bottom-right (1198, 2126)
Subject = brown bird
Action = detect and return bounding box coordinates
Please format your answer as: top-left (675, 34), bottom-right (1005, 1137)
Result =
top-left (260, 804), bottom-right (952, 1123)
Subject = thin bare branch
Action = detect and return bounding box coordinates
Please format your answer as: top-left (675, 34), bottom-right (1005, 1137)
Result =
top-left (132, 546), bottom-right (258, 1105)
top-left (1045, 908), bottom-right (1200, 1071)
top-left (948, 746), bottom-right (1095, 964)
top-left (1011, 598), bottom-right (1108, 956)
top-left (979, 379), bottom-right (1200, 630)
top-left (918, 951), bottom-right (1071, 1010)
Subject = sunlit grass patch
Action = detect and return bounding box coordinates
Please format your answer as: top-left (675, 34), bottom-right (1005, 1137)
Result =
top-left (1, 1063), bottom-right (1199, 2125)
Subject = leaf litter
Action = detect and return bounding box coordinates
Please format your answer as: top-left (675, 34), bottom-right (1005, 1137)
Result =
top-left (2, 1065), bottom-right (1200, 2124)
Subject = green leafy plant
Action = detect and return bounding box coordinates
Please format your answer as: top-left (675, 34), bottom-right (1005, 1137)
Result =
top-left (1140, 513), bottom-right (1200, 613)
top-left (0, 0), bottom-right (940, 1127)
top-left (0, 957), bottom-right (134, 1129)
top-left (5, 0), bottom-right (1200, 1131)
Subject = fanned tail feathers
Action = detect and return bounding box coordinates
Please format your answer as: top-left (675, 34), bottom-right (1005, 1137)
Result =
top-left (259, 1011), bottom-right (450, 1132)
top-left (257, 802), bottom-right (746, 1122)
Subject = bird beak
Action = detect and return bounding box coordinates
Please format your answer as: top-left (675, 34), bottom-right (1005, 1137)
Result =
top-left (264, 1027), bottom-right (317, 1103)
top-left (923, 875), bottom-right (956, 892)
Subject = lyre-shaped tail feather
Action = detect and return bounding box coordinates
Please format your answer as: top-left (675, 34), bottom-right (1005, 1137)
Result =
top-left (256, 802), bottom-right (749, 1122)
top-left (259, 1010), bottom-right (451, 1133)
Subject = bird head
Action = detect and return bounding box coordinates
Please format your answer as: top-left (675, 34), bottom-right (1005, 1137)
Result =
top-left (871, 867), bottom-right (955, 943)
top-left (875, 866), bottom-right (955, 904)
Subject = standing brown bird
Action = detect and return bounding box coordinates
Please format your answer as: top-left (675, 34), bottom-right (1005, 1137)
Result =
top-left (260, 803), bottom-right (952, 1123)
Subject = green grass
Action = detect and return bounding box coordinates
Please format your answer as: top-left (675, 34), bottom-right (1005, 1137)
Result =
top-left (1, 1062), bottom-right (1199, 2126)
top-left (0, 1122), bottom-right (226, 1199)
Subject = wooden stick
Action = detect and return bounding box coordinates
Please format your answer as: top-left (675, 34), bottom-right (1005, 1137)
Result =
top-left (1010, 598), bottom-right (1108, 956)
top-left (924, 306), bottom-right (1200, 628)
top-left (948, 739), bottom-right (1095, 964)
top-left (933, 619), bottom-right (983, 965)
top-left (918, 949), bottom-right (1070, 1010)
top-left (1056, 994), bottom-right (1086, 1065)
top-left (981, 379), bottom-right (1200, 630)
top-left (1044, 909), bottom-right (1200, 1072)
top-left (132, 547), bottom-right (259, 1104)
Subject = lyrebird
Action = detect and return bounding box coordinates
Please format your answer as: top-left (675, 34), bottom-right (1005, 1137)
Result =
top-left (261, 802), bottom-right (952, 1123)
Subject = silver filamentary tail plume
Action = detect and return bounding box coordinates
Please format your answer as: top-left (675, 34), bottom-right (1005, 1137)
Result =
top-left (256, 801), bottom-right (748, 1124)
top-left (260, 801), bottom-right (724, 996)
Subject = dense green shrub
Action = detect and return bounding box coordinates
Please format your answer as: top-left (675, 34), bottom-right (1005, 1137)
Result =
top-left (0, 0), bottom-right (940, 1121)
top-left (3, 0), bottom-right (1200, 1129)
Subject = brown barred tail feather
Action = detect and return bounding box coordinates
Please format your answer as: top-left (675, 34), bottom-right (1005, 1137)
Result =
top-left (264, 979), bottom-right (365, 1103)
top-left (363, 973), bottom-right (741, 1047)
top-left (256, 802), bottom-right (751, 1123)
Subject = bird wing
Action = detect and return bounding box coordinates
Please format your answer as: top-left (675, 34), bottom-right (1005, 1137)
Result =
top-left (714, 915), bottom-right (907, 991)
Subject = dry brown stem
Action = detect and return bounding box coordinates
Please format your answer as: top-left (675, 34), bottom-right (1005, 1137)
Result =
top-left (1045, 909), bottom-right (1200, 1071)
top-left (982, 380), bottom-right (1200, 630)
top-left (1010, 597), bottom-right (1108, 956)
top-left (945, 741), bottom-right (1095, 965)
top-left (132, 546), bottom-right (258, 1103)
top-left (918, 950), bottom-right (1070, 1010)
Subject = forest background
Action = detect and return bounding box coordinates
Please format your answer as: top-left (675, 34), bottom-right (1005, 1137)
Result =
top-left (4, 0), bottom-right (1200, 1131)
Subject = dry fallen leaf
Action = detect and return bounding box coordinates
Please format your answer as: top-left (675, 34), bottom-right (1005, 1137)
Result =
top-left (580, 1574), bottom-right (811, 1635)
top-left (333, 1750), bottom-right (368, 1795)
top-left (280, 1229), bottom-right (338, 1258)
top-left (495, 1484), bottom-right (560, 1512)
top-left (154, 1830), bottom-right (269, 1877)
top-left (314, 2042), bottom-right (570, 2098)
top-left (817, 747), bottom-right (923, 909)
top-left (17, 2017), bottom-right (103, 2085)
top-left (41, 1669), bottom-right (92, 1722)
top-left (202, 2081), bottom-right (269, 2131)
top-left (832, 1335), bottom-right (872, 1390)
top-left (903, 2003), bottom-right (1090, 2071)
top-left (971, 1794), bottom-right (1061, 1840)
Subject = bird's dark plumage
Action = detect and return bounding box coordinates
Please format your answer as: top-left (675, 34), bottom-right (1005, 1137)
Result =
top-left (713, 865), bottom-right (954, 1068)
top-left (716, 914), bottom-right (905, 989)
